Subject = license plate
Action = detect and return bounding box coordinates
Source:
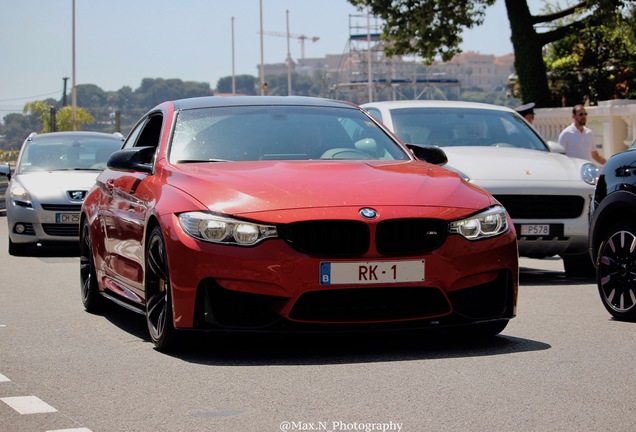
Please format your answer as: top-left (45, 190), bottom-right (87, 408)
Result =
top-left (521, 224), bottom-right (550, 235)
top-left (320, 260), bottom-right (425, 285)
top-left (56, 213), bottom-right (80, 223)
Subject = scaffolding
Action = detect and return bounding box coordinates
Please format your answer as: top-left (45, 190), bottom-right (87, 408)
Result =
top-left (331, 13), bottom-right (460, 104)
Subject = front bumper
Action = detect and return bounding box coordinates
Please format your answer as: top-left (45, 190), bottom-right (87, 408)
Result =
top-left (7, 200), bottom-right (81, 245)
top-left (162, 215), bottom-right (519, 331)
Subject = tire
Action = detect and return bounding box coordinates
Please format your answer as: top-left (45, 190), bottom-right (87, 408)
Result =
top-left (596, 222), bottom-right (636, 321)
top-left (562, 254), bottom-right (596, 278)
top-left (79, 218), bottom-right (104, 312)
top-left (145, 225), bottom-right (178, 351)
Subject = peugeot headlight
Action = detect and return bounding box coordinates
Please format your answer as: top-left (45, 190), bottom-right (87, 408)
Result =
top-left (581, 162), bottom-right (600, 185)
top-left (449, 205), bottom-right (509, 240)
top-left (9, 183), bottom-right (33, 207)
top-left (179, 212), bottom-right (277, 246)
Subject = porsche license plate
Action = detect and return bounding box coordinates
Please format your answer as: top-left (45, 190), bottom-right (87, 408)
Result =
top-left (320, 260), bottom-right (425, 285)
top-left (521, 224), bottom-right (550, 235)
top-left (56, 213), bottom-right (80, 223)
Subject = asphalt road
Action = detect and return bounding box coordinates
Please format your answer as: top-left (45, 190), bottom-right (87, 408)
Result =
top-left (1, 213), bottom-right (634, 432)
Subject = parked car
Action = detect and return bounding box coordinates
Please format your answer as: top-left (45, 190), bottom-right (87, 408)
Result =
top-left (589, 148), bottom-right (636, 320)
top-left (0, 163), bottom-right (10, 211)
top-left (362, 100), bottom-right (599, 277)
top-left (80, 96), bottom-right (518, 351)
top-left (6, 131), bottom-right (124, 255)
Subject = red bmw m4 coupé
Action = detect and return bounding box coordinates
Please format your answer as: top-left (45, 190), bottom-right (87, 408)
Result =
top-left (80, 96), bottom-right (518, 351)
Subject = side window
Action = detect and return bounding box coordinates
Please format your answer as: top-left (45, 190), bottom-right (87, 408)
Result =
top-left (365, 107), bottom-right (382, 121)
top-left (123, 114), bottom-right (163, 150)
top-left (121, 114), bottom-right (163, 165)
top-left (136, 115), bottom-right (163, 149)
top-left (122, 120), bottom-right (144, 150)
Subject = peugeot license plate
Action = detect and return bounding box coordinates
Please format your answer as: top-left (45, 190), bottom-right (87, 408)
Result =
top-left (56, 213), bottom-right (80, 223)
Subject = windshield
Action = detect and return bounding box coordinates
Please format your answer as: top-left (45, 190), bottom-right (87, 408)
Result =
top-left (18, 136), bottom-right (123, 172)
top-left (388, 107), bottom-right (548, 151)
top-left (169, 105), bottom-right (411, 163)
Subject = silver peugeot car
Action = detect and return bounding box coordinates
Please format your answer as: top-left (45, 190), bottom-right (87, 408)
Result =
top-left (6, 131), bottom-right (124, 255)
top-left (363, 100), bottom-right (599, 277)
top-left (0, 163), bottom-right (10, 211)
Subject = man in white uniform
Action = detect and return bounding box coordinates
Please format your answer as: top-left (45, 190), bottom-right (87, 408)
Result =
top-left (558, 104), bottom-right (606, 165)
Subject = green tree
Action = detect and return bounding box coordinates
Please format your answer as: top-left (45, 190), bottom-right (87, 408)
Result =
top-left (260, 73), bottom-right (317, 96)
top-left (137, 78), bottom-right (212, 108)
top-left (0, 113), bottom-right (40, 151)
top-left (215, 75), bottom-right (258, 95)
top-left (347, 0), bottom-right (632, 107)
top-left (23, 101), bottom-right (95, 132)
top-left (74, 83), bottom-right (108, 108)
top-left (546, 4), bottom-right (636, 105)
top-left (55, 106), bottom-right (96, 131)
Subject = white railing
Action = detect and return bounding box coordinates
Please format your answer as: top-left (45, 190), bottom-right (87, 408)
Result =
top-left (533, 99), bottom-right (636, 159)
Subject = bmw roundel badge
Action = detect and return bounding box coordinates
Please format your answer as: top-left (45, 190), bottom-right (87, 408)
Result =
top-left (359, 208), bottom-right (378, 219)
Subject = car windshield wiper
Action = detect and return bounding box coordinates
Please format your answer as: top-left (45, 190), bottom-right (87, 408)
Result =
top-left (176, 159), bottom-right (230, 163)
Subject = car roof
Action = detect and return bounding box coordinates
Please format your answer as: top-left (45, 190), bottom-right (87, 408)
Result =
top-left (27, 131), bottom-right (124, 141)
top-left (362, 100), bottom-right (517, 113)
top-left (170, 96), bottom-right (358, 111)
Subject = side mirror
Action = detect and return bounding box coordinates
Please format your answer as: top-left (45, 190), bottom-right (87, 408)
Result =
top-left (107, 146), bottom-right (155, 173)
top-left (0, 163), bottom-right (11, 181)
top-left (406, 144), bottom-right (448, 166)
top-left (547, 141), bottom-right (566, 154)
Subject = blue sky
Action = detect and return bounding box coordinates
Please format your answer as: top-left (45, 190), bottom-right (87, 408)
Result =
top-left (0, 0), bottom-right (544, 114)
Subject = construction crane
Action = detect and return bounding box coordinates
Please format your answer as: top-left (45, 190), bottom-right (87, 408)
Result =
top-left (262, 30), bottom-right (319, 59)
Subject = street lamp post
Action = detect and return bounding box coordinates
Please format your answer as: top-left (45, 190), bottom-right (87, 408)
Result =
top-left (232, 16), bottom-right (236, 95)
top-left (72, 0), bottom-right (77, 130)
top-left (286, 10), bottom-right (292, 96)
top-left (259, 0), bottom-right (265, 96)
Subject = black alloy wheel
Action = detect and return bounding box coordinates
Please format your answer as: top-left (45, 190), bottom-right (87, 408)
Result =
top-left (596, 222), bottom-right (636, 321)
top-left (145, 225), bottom-right (178, 351)
top-left (79, 218), bottom-right (104, 312)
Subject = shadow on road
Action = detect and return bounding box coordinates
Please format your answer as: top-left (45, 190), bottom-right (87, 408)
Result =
top-left (96, 304), bottom-right (550, 366)
top-left (519, 265), bottom-right (594, 286)
top-left (172, 331), bottom-right (550, 366)
top-left (8, 243), bottom-right (80, 258)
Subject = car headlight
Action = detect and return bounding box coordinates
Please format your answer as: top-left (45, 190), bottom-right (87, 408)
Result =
top-left (9, 183), bottom-right (33, 207)
top-left (178, 212), bottom-right (278, 246)
top-left (449, 205), bottom-right (509, 240)
top-left (581, 163), bottom-right (600, 185)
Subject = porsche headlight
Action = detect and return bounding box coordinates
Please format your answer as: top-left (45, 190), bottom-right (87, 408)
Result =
top-left (179, 212), bottom-right (277, 246)
top-left (581, 162), bottom-right (600, 185)
top-left (449, 205), bottom-right (509, 240)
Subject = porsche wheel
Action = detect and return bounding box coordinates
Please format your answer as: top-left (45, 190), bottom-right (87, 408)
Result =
top-left (145, 225), bottom-right (178, 350)
top-left (79, 219), bottom-right (104, 312)
top-left (596, 222), bottom-right (636, 321)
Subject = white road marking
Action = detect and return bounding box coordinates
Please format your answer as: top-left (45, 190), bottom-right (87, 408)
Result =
top-left (0, 373), bottom-right (10, 382)
top-left (0, 395), bottom-right (57, 414)
top-left (47, 429), bottom-right (93, 432)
